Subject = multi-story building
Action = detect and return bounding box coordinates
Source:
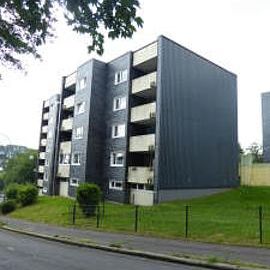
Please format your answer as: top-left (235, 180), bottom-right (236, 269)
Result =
top-left (262, 92), bottom-right (270, 162)
top-left (37, 36), bottom-right (238, 205)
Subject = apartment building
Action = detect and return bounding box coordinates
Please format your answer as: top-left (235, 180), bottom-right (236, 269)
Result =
top-left (37, 36), bottom-right (238, 205)
top-left (262, 92), bottom-right (270, 162)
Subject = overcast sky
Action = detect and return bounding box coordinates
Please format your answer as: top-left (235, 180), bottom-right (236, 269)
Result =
top-left (0, 0), bottom-right (269, 149)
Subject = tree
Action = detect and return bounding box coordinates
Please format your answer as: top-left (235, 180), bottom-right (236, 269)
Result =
top-left (0, 0), bottom-right (143, 69)
top-left (2, 150), bottom-right (37, 186)
top-left (246, 142), bottom-right (263, 163)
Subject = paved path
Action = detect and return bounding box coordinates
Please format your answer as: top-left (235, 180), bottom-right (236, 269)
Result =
top-left (1, 216), bottom-right (270, 267)
top-left (0, 229), bottom-right (204, 270)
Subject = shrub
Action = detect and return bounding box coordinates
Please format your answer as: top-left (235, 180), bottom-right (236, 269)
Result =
top-left (76, 183), bottom-right (101, 216)
top-left (1, 200), bottom-right (16, 214)
top-left (5, 183), bottom-right (21, 201)
top-left (18, 184), bottom-right (38, 206)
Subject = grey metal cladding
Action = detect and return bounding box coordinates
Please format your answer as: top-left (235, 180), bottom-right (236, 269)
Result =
top-left (103, 52), bottom-right (132, 198)
top-left (156, 36), bottom-right (238, 190)
top-left (262, 92), bottom-right (270, 161)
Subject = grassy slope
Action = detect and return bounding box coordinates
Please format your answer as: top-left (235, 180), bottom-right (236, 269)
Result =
top-left (9, 187), bottom-right (270, 246)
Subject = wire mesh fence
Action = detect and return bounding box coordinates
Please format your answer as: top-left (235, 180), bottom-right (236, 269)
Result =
top-left (68, 202), bottom-right (270, 245)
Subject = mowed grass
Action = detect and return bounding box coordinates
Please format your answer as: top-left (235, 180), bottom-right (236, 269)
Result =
top-left (9, 187), bottom-right (270, 246)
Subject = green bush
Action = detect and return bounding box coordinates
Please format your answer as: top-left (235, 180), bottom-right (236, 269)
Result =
top-left (76, 183), bottom-right (101, 216)
top-left (1, 200), bottom-right (16, 214)
top-left (18, 184), bottom-right (38, 206)
top-left (5, 183), bottom-right (21, 201)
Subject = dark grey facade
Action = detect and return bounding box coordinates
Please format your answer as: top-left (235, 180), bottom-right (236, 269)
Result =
top-left (262, 92), bottom-right (270, 162)
top-left (37, 35), bottom-right (238, 205)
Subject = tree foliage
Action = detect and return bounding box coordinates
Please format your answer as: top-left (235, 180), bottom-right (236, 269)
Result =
top-left (0, 0), bottom-right (143, 69)
top-left (3, 149), bottom-right (37, 186)
top-left (246, 142), bottom-right (263, 163)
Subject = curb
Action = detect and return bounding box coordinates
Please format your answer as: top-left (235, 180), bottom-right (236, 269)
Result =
top-left (0, 225), bottom-right (266, 270)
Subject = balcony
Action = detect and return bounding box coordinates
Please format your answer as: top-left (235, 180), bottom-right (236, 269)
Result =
top-left (40, 139), bottom-right (47, 146)
top-left (132, 72), bottom-right (157, 97)
top-left (65, 72), bottom-right (77, 88)
top-left (131, 102), bottom-right (156, 123)
top-left (128, 167), bottom-right (154, 184)
top-left (130, 134), bottom-right (155, 152)
top-left (43, 112), bottom-right (49, 120)
top-left (63, 95), bottom-right (75, 110)
top-left (60, 141), bottom-right (71, 153)
top-left (133, 42), bottom-right (158, 72)
top-left (41, 125), bottom-right (48, 133)
top-left (39, 152), bottom-right (46, 159)
top-left (38, 166), bottom-right (45, 173)
top-left (37, 179), bottom-right (43, 187)
top-left (61, 118), bottom-right (73, 131)
top-left (57, 164), bottom-right (70, 178)
top-left (130, 189), bottom-right (154, 206)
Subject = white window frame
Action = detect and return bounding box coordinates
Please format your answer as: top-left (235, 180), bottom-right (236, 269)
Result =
top-left (43, 171), bottom-right (48, 181)
top-left (75, 101), bottom-right (85, 115)
top-left (72, 152), bottom-right (81, 165)
top-left (110, 152), bottom-right (124, 167)
top-left (42, 187), bottom-right (48, 193)
top-left (74, 126), bottom-right (84, 140)
top-left (78, 77), bottom-right (86, 91)
top-left (112, 124), bottom-right (126, 138)
top-left (114, 70), bottom-right (128, 85)
top-left (59, 153), bottom-right (71, 165)
top-left (113, 96), bottom-right (126, 111)
top-left (45, 159), bottom-right (49, 166)
top-left (109, 180), bottom-right (123, 191)
top-left (70, 178), bottom-right (79, 187)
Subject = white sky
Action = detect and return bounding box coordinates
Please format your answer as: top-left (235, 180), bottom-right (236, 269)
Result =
top-left (0, 0), bottom-right (269, 149)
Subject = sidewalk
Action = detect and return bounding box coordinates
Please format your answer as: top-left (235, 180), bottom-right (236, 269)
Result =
top-left (1, 216), bottom-right (270, 267)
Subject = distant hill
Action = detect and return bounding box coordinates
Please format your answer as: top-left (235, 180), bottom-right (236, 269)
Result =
top-left (0, 145), bottom-right (28, 170)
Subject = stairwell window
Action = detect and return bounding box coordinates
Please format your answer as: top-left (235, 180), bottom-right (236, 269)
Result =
top-left (112, 124), bottom-right (125, 138)
top-left (70, 178), bottom-right (79, 187)
top-left (78, 77), bottom-right (86, 91)
top-left (72, 153), bottom-right (81, 165)
top-left (110, 152), bottom-right (124, 167)
top-left (114, 70), bottom-right (128, 85)
top-left (113, 96), bottom-right (126, 111)
top-left (75, 101), bottom-right (85, 115)
top-left (74, 126), bottom-right (84, 139)
top-left (109, 180), bottom-right (123, 191)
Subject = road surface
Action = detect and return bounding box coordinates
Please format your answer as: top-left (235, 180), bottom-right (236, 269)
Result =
top-left (0, 229), bottom-right (206, 270)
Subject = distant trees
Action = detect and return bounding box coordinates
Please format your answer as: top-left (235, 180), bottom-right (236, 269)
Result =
top-left (245, 142), bottom-right (263, 163)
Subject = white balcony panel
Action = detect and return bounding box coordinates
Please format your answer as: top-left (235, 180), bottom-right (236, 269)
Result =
top-left (57, 165), bottom-right (70, 178)
top-left (65, 72), bottom-right (77, 88)
top-left (38, 166), bottom-right (44, 173)
top-left (128, 167), bottom-right (154, 184)
top-left (61, 118), bottom-right (73, 131)
top-left (43, 112), bottom-right (49, 120)
top-left (40, 139), bottom-right (47, 146)
top-left (63, 95), bottom-right (75, 110)
top-left (130, 134), bottom-right (155, 152)
top-left (42, 125), bottom-right (48, 133)
top-left (133, 42), bottom-right (158, 67)
top-left (60, 142), bottom-right (71, 154)
top-left (130, 189), bottom-right (154, 206)
top-left (132, 72), bottom-right (157, 94)
top-left (131, 102), bottom-right (156, 123)
top-left (37, 179), bottom-right (43, 187)
top-left (39, 152), bottom-right (46, 159)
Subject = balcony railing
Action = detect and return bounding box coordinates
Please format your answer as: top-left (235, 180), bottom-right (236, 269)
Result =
top-left (131, 102), bottom-right (156, 123)
top-left (41, 125), bottom-right (48, 133)
top-left (133, 42), bottom-right (158, 67)
top-left (63, 95), bottom-right (75, 110)
top-left (43, 112), bottom-right (49, 120)
top-left (128, 166), bottom-right (154, 184)
top-left (38, 166), bottom-right (45, 173)
top-left (40, 139), bottom-right (47, 146)
top-left (57, 165), bottom-right (70, 178)
top-left (132, 72), bottom-right (157, 95)
top-left (39, 152), bottom-right (46, 159)
top-left (65, 72), bottom-right (77, 88)
top-left (130, 189), bottom-right (154, 206)
top-left (129, 134), bottom-right (155, 152)
top-left (37, 179), bottom-right (43, 187)
top-left (61, 118), bottom-right (73, 131)
top-left (60, 141), bottom-right (71, 153)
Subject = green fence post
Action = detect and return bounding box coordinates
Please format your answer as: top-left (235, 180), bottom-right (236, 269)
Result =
top-left (135, 205), bottom-right (139, 232)
top-left (96, 205), bottom-right (100, 228)
top-left (259, 206), bottom-right (263, 244)
top-left (72, 203), bottom-right (76, 225)
top-left (185, 205), bottom-right (189, 238)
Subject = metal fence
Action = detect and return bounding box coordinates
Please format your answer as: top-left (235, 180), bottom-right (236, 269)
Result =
top-left (68, 203), bottom-right (270, 245)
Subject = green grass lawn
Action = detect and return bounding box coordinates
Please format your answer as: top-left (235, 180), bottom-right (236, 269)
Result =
top-left (8, 186), bottom-right (270, 246)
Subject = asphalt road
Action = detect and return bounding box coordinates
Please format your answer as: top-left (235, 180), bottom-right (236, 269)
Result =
top-left (0, 230), bottom-right (205, 270)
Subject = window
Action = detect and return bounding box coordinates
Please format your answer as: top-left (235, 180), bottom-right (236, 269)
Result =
top-left (45, 159), bottom-right (49, 166)
top-left (114, 70), bottom-right (128, 85)
top-left (78, 77), bottom-right (86, 90)
top-left (112, 124), bottom-right (125, 138)
top-left (59, 153), bottom-right (70, 164)
top-left (44, 171), bottom-right (48, 181)
top-left (72, 153), bottom-right (81, 165)
top-left (113, 96), bottom-right (126, 111)
top-left (70, 178), bottom-right (79, 187)
top-left (75, 101), bottom-right (85, 115)
top-left (74, 126), bottom-right (84, 139)
top-left (110, 152), bottom-right (124, 167)
top-left (42, 187), bottom-right (48, 193)
top-left (47, 130), bottom-right (53, 139)
top-left (109, 180), bottom-right (123, 191)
